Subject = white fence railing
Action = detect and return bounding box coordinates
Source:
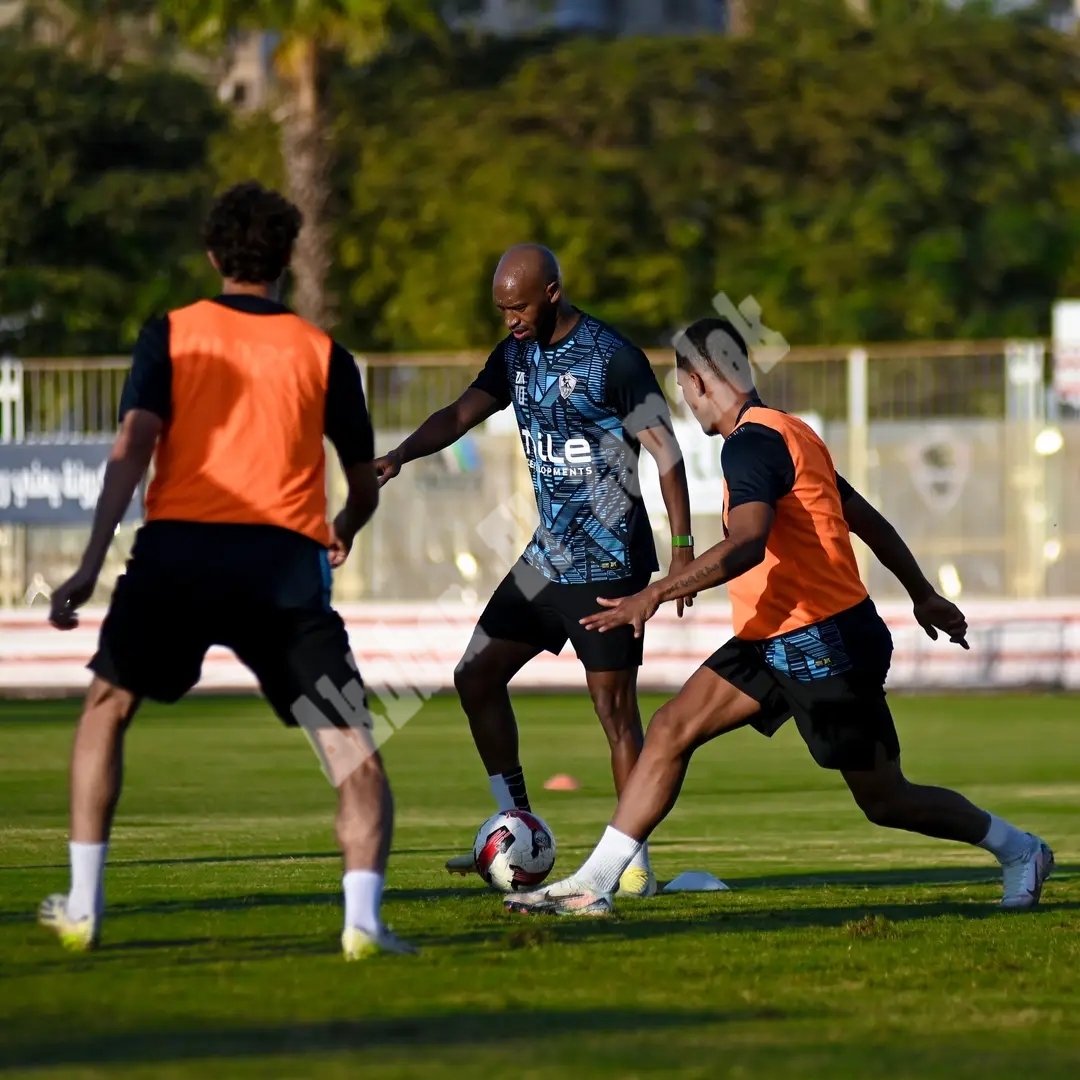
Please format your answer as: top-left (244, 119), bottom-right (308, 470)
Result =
top-left (2, 340), bottom-right (1076, 613)
top-left (3, 599), bottom-right (1080, 695)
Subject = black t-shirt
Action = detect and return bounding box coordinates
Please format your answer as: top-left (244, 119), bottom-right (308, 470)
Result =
top-left (722, 405), bottom-right (855, 513)
top-left (119, 294), bottom-right (374, 467)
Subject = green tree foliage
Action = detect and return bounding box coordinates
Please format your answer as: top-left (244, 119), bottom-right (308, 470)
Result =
top-left (3, 5), bottom-right (1078, 356)
top-left (158, 1), bottom-right (444, 328)
top-left (0, 39), bottom-right (224, 356)
top-left (331, 3), bottom-right (1080, 348)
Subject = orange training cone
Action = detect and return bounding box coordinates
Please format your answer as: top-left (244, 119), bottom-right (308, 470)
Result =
top-left (544, 774), bottom-right (580, 791)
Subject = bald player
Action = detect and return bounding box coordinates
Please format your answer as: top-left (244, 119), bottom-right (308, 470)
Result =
top-left (506, 316), bottom-right (1054, 917)
top-left (376, 245), bottom-right (693, 897)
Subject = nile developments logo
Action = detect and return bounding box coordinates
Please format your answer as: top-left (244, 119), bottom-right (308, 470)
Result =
top-left (558, 372), bottom-right (577, 400)
top-left (519, 428), bottom-right (593, 478)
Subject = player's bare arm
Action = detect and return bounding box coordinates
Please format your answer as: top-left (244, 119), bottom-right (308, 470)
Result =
top-left (329, 461), bottom-right (380, 568)
top-left (842, 488), bottom-right (969, 648)
top-left (49, 409), bottom-right (162, 630)
top-left (374, 387), bottom-right (503, 485)
top-left (580, 502), bottom-right (774, 637)
top-left (636, 423), bottom-right (696, 617)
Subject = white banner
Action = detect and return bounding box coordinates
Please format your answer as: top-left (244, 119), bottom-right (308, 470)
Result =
top-left (1052, 300), bottom-right (1080, 407)
top-left (3, 598), bottom-right (1080, 695)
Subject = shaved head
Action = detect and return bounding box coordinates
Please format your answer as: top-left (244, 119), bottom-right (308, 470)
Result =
top-left (494, 244), bottom-right (561, 295)
top-left (492, 244), bottom-right (572, 346)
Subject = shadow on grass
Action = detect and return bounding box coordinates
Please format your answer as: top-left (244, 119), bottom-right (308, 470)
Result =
top-left (475, 897), bottom-right (1080, 951)
top-left (4, 864), bottom-right (1075, 926)
top-left (0, 847), bottom-right (455, 874)
top-left (0, 1006), bottom-right (796, 1069)
top-left (726, 863), bottom-right (1079, 889)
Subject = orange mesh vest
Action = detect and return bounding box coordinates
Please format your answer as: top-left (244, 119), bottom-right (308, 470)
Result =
top-left (144, 299), bottom-right (332, 546)
top-left (723, 407), bottom-right (867, 639)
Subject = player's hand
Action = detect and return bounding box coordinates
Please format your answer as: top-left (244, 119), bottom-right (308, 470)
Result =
top-left (668, 547), bottom-right (696, 617)
top-left (327, 512), bottom-right (355, 568)
top-left (49, 567), bottom-right (98, 630)
top-left (373, 449), bottom-right (402, 487)
top-left (913, 592), bottom-right (969, 650)
top-left (580, 586), bottom-right (661, 638)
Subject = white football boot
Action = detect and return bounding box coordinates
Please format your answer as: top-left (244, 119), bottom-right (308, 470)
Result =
top-left (342, 925), bottom-right (418, 960)
top-left (38, 894), bottom-right (98, 952)
top-left (504, 876), bottom-right (614, 917)
top-left (1000, 835), bottom-right (1055, 910)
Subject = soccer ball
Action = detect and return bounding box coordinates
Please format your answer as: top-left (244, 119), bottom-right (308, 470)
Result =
top-left (473, 810), bottom-right (556, 892)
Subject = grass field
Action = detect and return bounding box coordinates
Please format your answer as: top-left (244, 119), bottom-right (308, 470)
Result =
top-left (1, 691), bottom-right (1079, 1079)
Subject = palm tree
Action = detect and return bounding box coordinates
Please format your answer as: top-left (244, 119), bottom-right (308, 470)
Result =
top-left (159, 1), bottom-right (443, 328)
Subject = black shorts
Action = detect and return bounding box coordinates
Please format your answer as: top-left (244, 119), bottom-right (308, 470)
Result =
top-left (476, 558), bottom-right (650, 672)
top-left (90, 522), bottom-right (365, 727)
top-left (704, 597), bottom-right (899, 771)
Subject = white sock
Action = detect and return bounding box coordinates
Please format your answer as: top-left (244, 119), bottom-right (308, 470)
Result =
top-left (489, 774), bottom-right (514, 811)
top-left (977, 813), bottom-right (1031, 865)
top-left (343, 870), bottom-right (384, 934)
top-left (627, 841), bottom-right (650, 873)
top-left (488, 767), bottom-right (529, 812)
top-left (68, 842), bottom-right (107, 922)
top-left (575, 826), bottom-right (643, 894)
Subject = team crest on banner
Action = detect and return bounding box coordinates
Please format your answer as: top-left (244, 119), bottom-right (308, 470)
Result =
top-left (905, 432), bottom-right (971, 513)
top-left (558, 373), bottom-right (577, 400)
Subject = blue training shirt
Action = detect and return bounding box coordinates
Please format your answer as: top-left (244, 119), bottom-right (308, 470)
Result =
top-left (472, 312), bottom-right (668, 585)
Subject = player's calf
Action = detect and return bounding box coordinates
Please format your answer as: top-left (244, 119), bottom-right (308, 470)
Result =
top-left (334, 746), bottom-right (393, 871)
top-left (843, 754), bottom-right (1055, 909)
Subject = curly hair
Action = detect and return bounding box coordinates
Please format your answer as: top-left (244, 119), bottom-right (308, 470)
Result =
top-left (203, 181), bottom-right (302, 284)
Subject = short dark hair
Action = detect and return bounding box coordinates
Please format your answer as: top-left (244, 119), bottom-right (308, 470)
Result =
top-left (203, 181), bottom-right (302, 284)
top-left (673, 317), bottom-right (754, 392)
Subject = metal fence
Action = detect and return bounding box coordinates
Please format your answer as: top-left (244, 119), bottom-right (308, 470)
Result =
top-left (2, 339), bottom-right (1073, 608)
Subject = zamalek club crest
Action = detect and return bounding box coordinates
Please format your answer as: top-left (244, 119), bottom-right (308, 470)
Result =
top-left (558, 373), bottom-right (577, 400)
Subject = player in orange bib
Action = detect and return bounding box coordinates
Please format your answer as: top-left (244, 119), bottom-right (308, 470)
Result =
top-left (506, 316), bottom-right (1055, 917)
top-left (37, 182), bottom-right (411, 959)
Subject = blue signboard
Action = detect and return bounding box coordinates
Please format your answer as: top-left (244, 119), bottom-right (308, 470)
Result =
top-left (0, 443), bottom-right (143, 525)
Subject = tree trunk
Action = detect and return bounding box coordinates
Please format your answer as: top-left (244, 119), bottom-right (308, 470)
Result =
top-left (727, 0), bottom-right (753, 37)
top-left (281, 37), bottom-right (334, 328)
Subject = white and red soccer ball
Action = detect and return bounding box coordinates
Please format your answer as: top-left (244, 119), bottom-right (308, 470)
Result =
top-left (473, 810), bottom-right (556, 892)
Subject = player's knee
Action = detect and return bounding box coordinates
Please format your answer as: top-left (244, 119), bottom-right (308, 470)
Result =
top-left (644, 702), bottom-right (697, 756)
top-left (453, 661), bottom-right (488, 711)
top-left (82, 678), bottom-right (137, 730)
top-left (591, 686), bottom-right (640, 744)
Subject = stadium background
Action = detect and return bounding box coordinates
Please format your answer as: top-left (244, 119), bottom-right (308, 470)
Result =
top-left (3, 339), bottom-right (1080, 693)
top-left (2, 1), bottom-right (1080, 693)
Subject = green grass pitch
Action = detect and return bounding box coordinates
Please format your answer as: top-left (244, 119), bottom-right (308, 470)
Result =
top-left (1, 691), bottom-right (1078, 1078)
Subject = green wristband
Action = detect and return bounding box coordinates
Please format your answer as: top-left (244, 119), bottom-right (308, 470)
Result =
top-left (671, 535), bottom-right (694, 548)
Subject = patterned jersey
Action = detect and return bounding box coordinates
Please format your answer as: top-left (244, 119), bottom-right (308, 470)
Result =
top-left (472, 313), bottom-right (668, 584)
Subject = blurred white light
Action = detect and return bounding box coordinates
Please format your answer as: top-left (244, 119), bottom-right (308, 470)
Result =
top-left (1034, 427), bottom-right (1064, 456)
top-left (938, 563), bottom-right (963, 600)
top-left (1028, 502), bottom-right (1048, 524)
top-left (1044, 539), bottom-right (1062, 563)
top-left (455, 551), bottom-right (479, 581)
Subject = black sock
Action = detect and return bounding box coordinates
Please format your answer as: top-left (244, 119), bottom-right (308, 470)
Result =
top-left (502, 767), bottom-right (531, 811)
